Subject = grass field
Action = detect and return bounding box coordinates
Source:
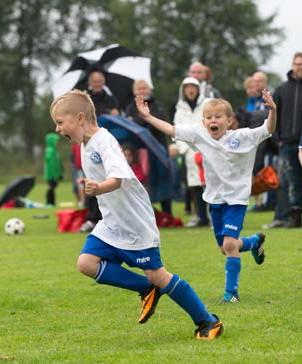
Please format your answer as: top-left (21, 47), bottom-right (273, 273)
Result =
top-left (0, 182), bottom-right (301, 363)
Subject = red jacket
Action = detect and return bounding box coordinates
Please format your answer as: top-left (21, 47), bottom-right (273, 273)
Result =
top-left (131, 163), bottom-right (147, 184)
top-left (71, 144), bottom-right (82, 169)
top-left (194, 152), bottom-right (206, 185)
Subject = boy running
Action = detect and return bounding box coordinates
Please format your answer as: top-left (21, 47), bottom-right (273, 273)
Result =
top-left (136, 89), bottom-right (276, 303)
top-left (50, 89), bottom-right (223, 340)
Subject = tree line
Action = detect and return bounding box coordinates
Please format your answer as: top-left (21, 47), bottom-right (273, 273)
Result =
top-left (0, 0), bottom-right (283, 158)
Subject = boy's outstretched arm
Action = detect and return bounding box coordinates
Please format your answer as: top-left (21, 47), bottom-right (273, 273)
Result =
top-left (262, 89), bottom-right (277, 134)
top-left (135, 95), bottom-right (175, 137)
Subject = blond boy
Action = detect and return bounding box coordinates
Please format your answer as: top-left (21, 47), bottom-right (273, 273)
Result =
top-left (50, 89), bottom-right (223, 340)
top-left (136, 89), bottom-right (276, 302)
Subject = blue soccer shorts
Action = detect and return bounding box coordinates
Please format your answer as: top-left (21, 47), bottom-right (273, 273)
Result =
top-left (80, 234), bottom-right (163, 270)
top-left (209, 204), bottom-right (247, 246)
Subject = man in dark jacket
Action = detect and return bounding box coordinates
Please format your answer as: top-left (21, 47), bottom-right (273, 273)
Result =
top-left (273, 52), bottom-right (302, 227)
top-left (87, 70), bottom-right (119, 116)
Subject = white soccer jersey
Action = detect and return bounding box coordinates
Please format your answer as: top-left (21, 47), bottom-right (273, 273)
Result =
top-left (175, 121), bottom-right (271, 205)
top-left (81, 128), bottom-right (160, 250)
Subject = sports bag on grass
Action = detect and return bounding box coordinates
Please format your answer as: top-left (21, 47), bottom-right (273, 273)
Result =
top-left (56, 208), bottom-right (88, 232)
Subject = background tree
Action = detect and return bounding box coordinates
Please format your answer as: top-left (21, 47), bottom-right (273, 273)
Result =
top-left (0, 0), bottom-right (283, 160)
top-left (100, 0), bottom-right (284, 113)
top-left (0, 0), bottom-right (108, 158)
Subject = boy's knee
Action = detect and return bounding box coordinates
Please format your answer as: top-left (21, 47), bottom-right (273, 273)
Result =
top-left (145, 267), bottom-right (173, 288)
top-left (76, 256), bottom-right (89, 275)
top-left (222, 237), bottom-right (238, 254)
top-left (77, 254), bottom-right (99, 277)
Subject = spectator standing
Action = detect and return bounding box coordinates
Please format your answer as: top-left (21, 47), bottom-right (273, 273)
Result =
top-left (71, 144), bottom-right (85, 207)
top-left (80, 70), bottom-right (120, 233)
top-left (273, 52), bottom-right (302, 227)
top-left (173, 77), bottom-right (209, 227)
top-left (249, 71), bottom-right (277, 212)
top-left (188, 62), bottom-right (221, 98)
top-left (87, 70), bottom-right (119, 116)
top-left (200, 65), bottom-right (222, 98)
top-left (43, 132), bottom-right (63, 206)
top-left (243, 76), bottom-right (258, 112)
top-left (188, 62), bottom-right (205, 82)
top-left (252, 71), bottom-right (268, 111)
top-left (125, 80), bottom-right (174, 215)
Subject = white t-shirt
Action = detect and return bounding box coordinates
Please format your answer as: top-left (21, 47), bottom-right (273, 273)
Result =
top-left (81, 128), bottom-right (160, 250)
top-left (175, 121), bottom-right (271, 205)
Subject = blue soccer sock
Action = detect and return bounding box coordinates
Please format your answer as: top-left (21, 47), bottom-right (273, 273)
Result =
top-left (225, 257), bottom-right (241, 295)
top-left (160, 274), bottom-right (216, 325)
top-left (240, 234), bottom-right (260, 252)
top-left (95, 261), bottom-right (150, 294)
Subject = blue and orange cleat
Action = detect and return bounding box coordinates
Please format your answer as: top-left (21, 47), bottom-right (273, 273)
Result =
top-left (195, 314), bottom-right (224, 340)
top-left (138, 286), bottom-right (161, 324)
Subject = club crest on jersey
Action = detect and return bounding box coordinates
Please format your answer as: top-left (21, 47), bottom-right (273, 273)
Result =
top-left (228, 138), bottom-right (240, 149)
top-left (90, 151), bottom-right (102, 164)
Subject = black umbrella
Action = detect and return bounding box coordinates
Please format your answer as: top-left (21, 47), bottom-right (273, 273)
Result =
top-left (99, 115), bottom-right (170, 168)
top-left (52, 44), bottom-right (153, 110)
top-left (0, 176), bottom-right (35, 206)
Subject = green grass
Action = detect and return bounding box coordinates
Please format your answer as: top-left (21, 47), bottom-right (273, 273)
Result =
top-left (0, 182), bottom-right (302, 363)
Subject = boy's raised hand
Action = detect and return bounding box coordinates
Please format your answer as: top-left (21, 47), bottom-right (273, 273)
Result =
top-left (135, 95), bottom-right (150, 119)
top-left (262, 89), bottom-right (276, 110)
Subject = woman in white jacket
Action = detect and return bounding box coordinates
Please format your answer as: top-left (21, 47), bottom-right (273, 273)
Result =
top-left (173, 77), bottom-right (210, 227)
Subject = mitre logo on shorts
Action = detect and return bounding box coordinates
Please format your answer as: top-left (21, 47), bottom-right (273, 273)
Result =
top-left (90, 151), bottom-right (102, 164)
top-left (228, 138), bottom-right (240, 149)
top-left (136, 256), bottom-right (151, 263)
top-left (224, 224), bottom-right (238, 231)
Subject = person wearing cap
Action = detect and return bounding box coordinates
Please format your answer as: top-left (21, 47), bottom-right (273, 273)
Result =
top-left (173, 77), bottom-right (210, 227)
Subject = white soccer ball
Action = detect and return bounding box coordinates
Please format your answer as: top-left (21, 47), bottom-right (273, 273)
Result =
top-left (4, 218), bottom-right (25, 235)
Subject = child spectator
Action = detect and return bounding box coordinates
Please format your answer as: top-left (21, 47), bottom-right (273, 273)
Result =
top-left (71, 144), bottom-right (85, 207)
top-left (43, 132), bottom-right (63, 206)
top-left (121, 143), bottom-right (147, 186)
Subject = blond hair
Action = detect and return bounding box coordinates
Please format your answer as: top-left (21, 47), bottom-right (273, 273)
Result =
top-left (243, 76), bottom-right (253, 90)
top-left (203, 98), bottom-right (233, 118)
top-left (50, 89), bottom-right (97, 124)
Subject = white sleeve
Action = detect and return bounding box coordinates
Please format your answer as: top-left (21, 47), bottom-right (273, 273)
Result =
top-left (173, 109), bottom-right (189, 154)
top-left (246, 119), bottom-right (271, 145)
top-left (101, 138), bottom-right (134, 180)
top-left (175, 124), bottom-right (201, 145)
